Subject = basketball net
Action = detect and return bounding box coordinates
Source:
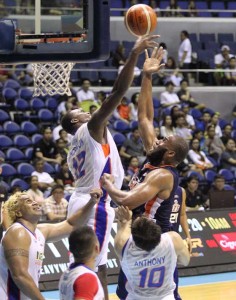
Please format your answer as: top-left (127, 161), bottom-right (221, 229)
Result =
top-left (32, 62), bottom-right (75, 96)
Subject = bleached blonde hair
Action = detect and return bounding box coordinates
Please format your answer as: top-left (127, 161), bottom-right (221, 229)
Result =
top-left (4, 192), bottom-right (28, 225)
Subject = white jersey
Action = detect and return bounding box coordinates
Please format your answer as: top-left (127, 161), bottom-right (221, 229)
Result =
top-left (0, 223), bottom-right (45, 300)
top-left (59, 264), bottom-right (104, 300)
top-left (121, 233), bottom-right (176, 300)
top-left (67, 123), bottom-right (124, 193)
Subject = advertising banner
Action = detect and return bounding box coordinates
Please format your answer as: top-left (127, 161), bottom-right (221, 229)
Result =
top-left (39, 209), bottom-right (236, 284)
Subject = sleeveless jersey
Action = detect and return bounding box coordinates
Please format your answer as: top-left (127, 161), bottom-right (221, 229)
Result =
top-left (67, 123), bottom-right (124, 193)
top-left (59, 263), bottom-right (104, 300)
top-left (170, 186), bottom-right (183, 233)
top-left (121, 233), bottom-right (176, 300)
top-left (0, 223), bottom-right (45, 300)
top-left (129, 163), bottom-right (179, 232)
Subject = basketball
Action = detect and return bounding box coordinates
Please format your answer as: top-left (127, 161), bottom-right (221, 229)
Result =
top-left (125, 4), bottom-right (157, 37)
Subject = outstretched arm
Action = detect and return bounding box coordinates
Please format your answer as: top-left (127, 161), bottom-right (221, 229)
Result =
top-left (38, 189), bottom-right (102, 242)
top-left (88, 35), bottom-right (160, 143)
top-left (138, 47), bottom-right (165, 152)
top-left (101, 170), bottom-right (173, 210)
top-left (114, 206), bottom-right (132, 259)
top-left (180, 188), bottom-right (192, 253)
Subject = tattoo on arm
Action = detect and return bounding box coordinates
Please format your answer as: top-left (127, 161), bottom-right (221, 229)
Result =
top-left (5, 248), bottom-right (29, 259)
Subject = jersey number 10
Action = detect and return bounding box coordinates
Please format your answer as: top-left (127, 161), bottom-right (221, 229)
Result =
top-left (139, 266), bottom-right (165, 288)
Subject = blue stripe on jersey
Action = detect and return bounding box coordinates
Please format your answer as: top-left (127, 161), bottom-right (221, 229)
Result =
top-left (7, 270), bottom-right (20, 300)
top-left (95, 158), bottom-right (111, 249)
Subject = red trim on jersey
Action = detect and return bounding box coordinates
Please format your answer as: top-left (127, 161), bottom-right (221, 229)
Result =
top-left (73, 273), bottom-right (98, 299)
top-left (144, 196), bottom-right (157, 216)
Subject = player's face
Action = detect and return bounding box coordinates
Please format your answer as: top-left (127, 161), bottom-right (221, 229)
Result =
top-left (70, 108), bottom-right (91, 126)
top-left (19, 194), bottom-right (42, 218)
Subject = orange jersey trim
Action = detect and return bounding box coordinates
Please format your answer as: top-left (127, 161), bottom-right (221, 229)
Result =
top-left (102, 144), bottom-right (110, 158)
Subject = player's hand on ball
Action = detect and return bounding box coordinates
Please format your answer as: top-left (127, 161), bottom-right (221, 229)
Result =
top-left (90, 188), bottom-right (103, 203)
top-left (116, 206), bottom-right (133, 223)
top-left (143, 47), bottom-right (165, 75)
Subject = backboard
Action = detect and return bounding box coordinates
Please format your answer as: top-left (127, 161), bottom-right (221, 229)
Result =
top-left (0, 0), bottom-right (110, 63)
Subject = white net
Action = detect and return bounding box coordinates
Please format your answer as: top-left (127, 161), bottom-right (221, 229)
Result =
top-left (32, 62), bottom-right (75, 96)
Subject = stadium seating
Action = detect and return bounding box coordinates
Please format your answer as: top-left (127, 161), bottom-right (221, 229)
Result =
top-left (0, 109), bottom-right (11, 123)
top-left (218, 169), bottom-right (235, 184)
top-left (3, 121), bottom-right (21, 135)
top-left (17, 162), bottom-right (35, 178)
top-left (6, 147), bottom-right (26, 163)
top-left (0, 135), bottom-right (13, 149)
top-left (14, 134), bottom-right (32, 148)
top-left (21, 121), bottom-right (38, 135)
top-left (14, 98), bottom-right (30, 111)
top-left (11, 178), bottom-right (29, 191)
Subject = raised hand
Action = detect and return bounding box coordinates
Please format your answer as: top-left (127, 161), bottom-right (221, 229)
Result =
top-left (116, 206), bottom-right (132, 224)
top-left (132, 35), bottom-right (160, 55)
top-left (143, 47), bottom-right (165, 75)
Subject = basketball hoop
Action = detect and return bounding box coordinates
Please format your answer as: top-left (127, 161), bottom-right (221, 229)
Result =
top-left (32, 62), bottom-right (75, 96)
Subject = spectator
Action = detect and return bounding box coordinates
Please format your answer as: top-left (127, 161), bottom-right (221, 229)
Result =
top-left (89, 104), bottom-right (98, 115)
top-left (114, 96), bottom-right (130, 123)
top-left (210, 113), bottom-right (222, 138)
top-left (193, 129), bottom-right (205, 151)
top-left (221, 138), bottom-right (236, 176)
top-left (188, 138), bottom-right (213, 171)
top-left (165, 0), bottom-right (182, 17)
top-left (43, 185), bottom-right (68, 222)
top-left (201, 111), bottom-right (212, 131)
top-left (177, 79), bottom-right (205, 109)
top-left (112, 44), bottom-right (126, 68)
top-left (178, 30), bottom-right (192, 79)
top-left (123, 156), bottom-right (140, 189)
top-left (96, 90), bottom-right (106, 105)
top-left (149, 0), bottom-right (160, 15)
top-left (129, 92), bottom-right (139, 121)
top-left (57, 95), bottom-right (76, 120)
top-left (223, 56), bottom-right (236, 86)
top-left (184, 176), bottom-right (209, 211)
top-left (208, 174), bottom-right (228, 193)
top-left (221, 124), bottom-right (233, 145)
top-left (58, 128), bottom-right (70, 144)
top-left (76, 79), bottom-right (96, 109)
top-left (158, 57), bottom-right (183, 86)
top-left (204, 125), bottom-right (225, 162)
top-left (11, 185), bottom-right (22, 194)
top-left (119, 128), bottom-right (145, 166)
top-left (160, 114), bottom-right (176, 137)
top-left (182, 104), bottom-right (196, 131)
top-left (187, 0), bottom-right (198, 17)
top-left (56, 138), bottom-right (68, 160)
top-left (160, 81), bottom-right (181, 108)
top-left (214, 45), bottom-right (234, 85)
top-left (175, 114), bottom-right (193, 142)
top-left (33, 127), bottom-right (62, 165)
top-left (55, 159), bottom-right (75, 194)
top-left (32, 158), bottom-right (55, 193)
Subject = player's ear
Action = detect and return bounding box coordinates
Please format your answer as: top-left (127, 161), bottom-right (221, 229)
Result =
top-left (167, 150), bottom-right (175, 157)
top-left (71, 118), bottom-right (78, 124)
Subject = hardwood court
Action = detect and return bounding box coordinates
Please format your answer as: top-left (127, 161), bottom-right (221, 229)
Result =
top-left (109, 280), bottom-right (236, 300)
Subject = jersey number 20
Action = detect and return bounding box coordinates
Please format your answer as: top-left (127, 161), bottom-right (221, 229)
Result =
top-left (139, 266), bottom-right (165, 288)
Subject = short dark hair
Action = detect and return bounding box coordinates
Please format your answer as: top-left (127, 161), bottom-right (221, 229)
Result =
top-left (69, 226), bottom-right (97, 262)
top-left (214, 174), bottom-right (225, 181)
top-left (181, 30), bottom-right (189, 38)
top-left (51, 184), bottom-right (64, 194)
top-left (131, 217), bottom-right (162, 251)
top-left (186, 175), bottom-right (199, 183)
top-left (61, 111), bottom-right (76, 135)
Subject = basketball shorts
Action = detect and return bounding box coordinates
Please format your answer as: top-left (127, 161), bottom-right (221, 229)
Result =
top-left (68, 190), bottom-right (115, 267)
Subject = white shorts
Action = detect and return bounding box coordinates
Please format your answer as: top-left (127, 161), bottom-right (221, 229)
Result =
top-left (67, 190), bottom-right (115, 267)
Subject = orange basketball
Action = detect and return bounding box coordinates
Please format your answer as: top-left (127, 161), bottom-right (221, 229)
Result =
top-left (125, 4), bottom-right (157, 37)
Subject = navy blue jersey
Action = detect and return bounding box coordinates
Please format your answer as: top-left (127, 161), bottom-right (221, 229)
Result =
top-left (170, 186), bottom-right (183, 233)
top-left (129, 163), bottom-right (179, 232)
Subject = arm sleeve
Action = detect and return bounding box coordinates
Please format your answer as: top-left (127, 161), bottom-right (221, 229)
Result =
top-left (73, 273), bottom-right (98, 300)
